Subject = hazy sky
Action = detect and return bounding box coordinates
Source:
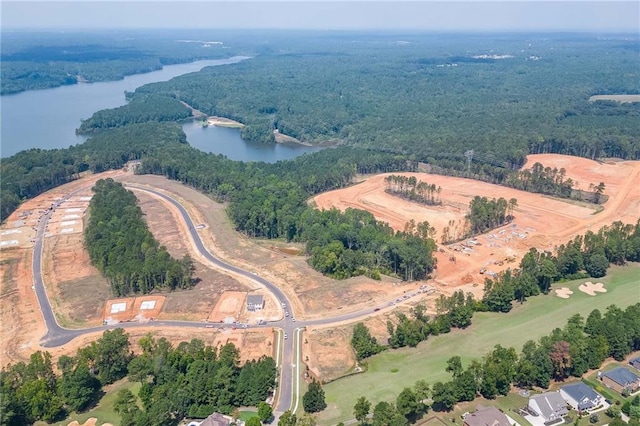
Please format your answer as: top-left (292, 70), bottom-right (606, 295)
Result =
top-left (2, 1), bottom-right (638, 32)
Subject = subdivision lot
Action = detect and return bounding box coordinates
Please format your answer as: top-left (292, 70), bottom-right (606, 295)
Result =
top-left (317, 265), bottom-right (640, 425)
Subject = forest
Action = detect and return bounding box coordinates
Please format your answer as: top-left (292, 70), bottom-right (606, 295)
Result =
top-left (85, 178), bottom-right (195, 296)
top-left (0, 29), bottom-right (246, 94)
top-left (123, 32), bottom-right (640, 166)
top-left (348, 302), bottom-right (640, 426)
top-left (77, 94), bottom-right (193, 133)
top-left (0, 330), bottom-right (277, 426)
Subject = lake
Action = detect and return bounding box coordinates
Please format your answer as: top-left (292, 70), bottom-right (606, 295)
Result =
top-left (183, 122), bottom-right (323, 163)
top-left (1, 56), bottom-right (322, 162)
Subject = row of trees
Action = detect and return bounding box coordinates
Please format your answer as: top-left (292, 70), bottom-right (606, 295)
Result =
top-left (350, 303), bottom-right (639, 425)
top-left (85, 178), bottom-right (195, 295)
top-left (350, 289), bottom-right (475, 362)
top-left (482, 220), bottom-right (640, 313)
top-left (384, 175), bottom-right (442, 206)
top-left (0, 330), bottom-right (277, 426)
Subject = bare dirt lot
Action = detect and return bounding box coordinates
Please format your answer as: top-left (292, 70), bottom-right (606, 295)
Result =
top-left (314, 154), bottom-right (640, 296)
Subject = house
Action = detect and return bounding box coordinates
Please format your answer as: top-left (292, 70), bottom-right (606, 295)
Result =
top-left (630, 357), bottom-right (640, 372)
top-left (463, 405), bottom-right (511, 426)
top-left (559, 382), bottom-right (604, 412)
top-left (186, 413), bottom-right (231, 426)
top-left (601, 367), bottom-right (640, 394)
top-left (247, 294), bottom-right (265, 312)
top-left (528, 392), bottom-right (569, 424)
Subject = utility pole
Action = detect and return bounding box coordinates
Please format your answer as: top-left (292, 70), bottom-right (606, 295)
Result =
top-left (465, 150), bottom-right (474, 173)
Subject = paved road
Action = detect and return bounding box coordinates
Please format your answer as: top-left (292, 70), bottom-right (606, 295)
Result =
top-left (31, 182), bottom-right (428, 414)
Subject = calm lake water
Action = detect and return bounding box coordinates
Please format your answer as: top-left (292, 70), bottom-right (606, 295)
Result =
top-left (1, 56), bottom-right (321, 162)
top-left (183, 122), bottom-right (323, 162)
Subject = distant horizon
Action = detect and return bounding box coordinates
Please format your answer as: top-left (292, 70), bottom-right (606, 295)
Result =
top-left (2, 27), bottom-right (639, 35)
top-left (2, 1), bottom-right (638, 33)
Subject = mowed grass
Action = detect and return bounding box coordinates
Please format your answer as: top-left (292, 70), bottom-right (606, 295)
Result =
top-left (36, 380), bottom-right (141, 426)
top-left (318, 264), bottom-right (640, 425)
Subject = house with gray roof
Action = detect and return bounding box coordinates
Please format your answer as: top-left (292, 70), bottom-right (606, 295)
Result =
top-left (601, 367), bottom-right (640, 394)
top-left (560, 382), bottom-right (604, 413)
top-left (186, 412), bottom-right (235, 426)
top-left (464, 405), bottom-right (511, 426)
top-left (630, 357), bottom-right (640, 372)
top-left (247, 294), bottom-right (264, 312)
top-left (528, 391), bottom-right (568, 424)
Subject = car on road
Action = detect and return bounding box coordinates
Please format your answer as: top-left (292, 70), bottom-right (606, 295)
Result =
top-left (285, 311), bottom-right (289, 317)
top-left (374, 308), bottom-right (380, 312)
top-left (292, 318), bottom-right (296, 322)
top-left (284, 333), bottom-right (288, 340)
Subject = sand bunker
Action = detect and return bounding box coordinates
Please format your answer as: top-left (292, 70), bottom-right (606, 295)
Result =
top-left (579, 281), bottom-right (607, 296)
top-left (66, 417), bottom-right (114, 426)
top-left (555, 287), bottom-right (574, 299)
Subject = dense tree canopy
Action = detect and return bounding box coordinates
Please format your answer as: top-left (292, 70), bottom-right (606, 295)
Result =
top-left (85, 178), bottom-right (195, 295)
top-left (0, 331), bottom-right (277, 425)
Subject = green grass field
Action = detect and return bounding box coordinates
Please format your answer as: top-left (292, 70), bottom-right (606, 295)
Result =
top-left (36, 380), bottom-right (141, 426)
top-left (318, 264), bottom-right (640, 425)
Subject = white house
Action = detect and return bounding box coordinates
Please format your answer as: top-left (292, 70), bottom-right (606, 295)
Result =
top-left (560, 382), bottom-right (604, 413)
top-left (528, 391), bottom-right (569, 424)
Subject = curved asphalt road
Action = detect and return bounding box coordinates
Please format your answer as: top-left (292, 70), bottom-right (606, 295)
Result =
top-left (31, 183), bottom-right (426, 414)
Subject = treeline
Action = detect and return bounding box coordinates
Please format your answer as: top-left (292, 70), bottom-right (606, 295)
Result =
top-left (483, 220), bottom-right (640, 312)
top-left (77, 94), bottom-right (192, 133)
top-left (504, 162), bottom-right (606, 203)
top-left (0, 329), bottom-right (277, 426)
top-left (350, 303), bottom-right (640, 425)
top-left (1, 122), bottom-right (188, 222)
top-left (384, 175), bottom-right (442, 206)
top-left (302, 208), bottom-right (436, 281)
top-left (351, 290), bottom-right (475, 360)
top-left (386, 292), bottom-right (474, 349)
top-left (85, 178), bottom-right (195, 296)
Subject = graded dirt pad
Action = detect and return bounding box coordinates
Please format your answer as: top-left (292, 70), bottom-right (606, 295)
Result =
top-left (237, 329), bottom-right (275, 363)
top-left (303, 327), bottom-right (356, 383)
top-left (131, 189), bottom-right (247, 321)
top-left (313, 155), bottom-right (640, 291)
top-left (0, 248), bottom-right (44, 368)
top-left (102, 297), bottom-right (136, 324)
top-left (45, 231), bottom-right (108, 327)
top-left (102, 296), bottom-right (165, 324)
top-left (578, 281), bottom-right (607, 296)
top-left (208, 291), bottom-right (246, 322)
top-left (554, 287), bottom-right (573, 299)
